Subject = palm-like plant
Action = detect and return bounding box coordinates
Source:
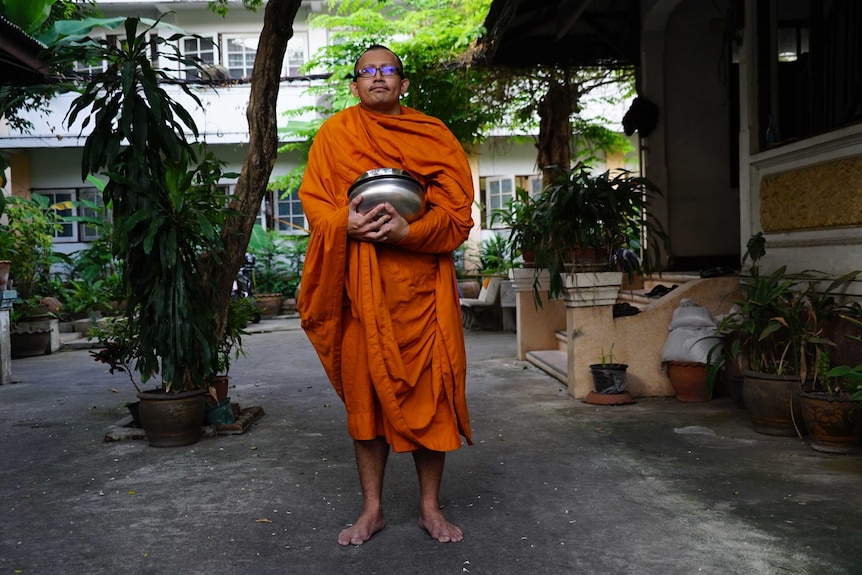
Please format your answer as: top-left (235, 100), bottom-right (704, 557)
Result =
top-left (711, 233), bottom-right (859, 386)
top-left (528, 163), bottom-right (668, 299)
top-left (63, 18), bottom-right (234, 391)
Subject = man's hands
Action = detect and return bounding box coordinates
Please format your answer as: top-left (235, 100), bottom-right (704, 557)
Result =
top-left (347, 195), bottom-right (409, 244)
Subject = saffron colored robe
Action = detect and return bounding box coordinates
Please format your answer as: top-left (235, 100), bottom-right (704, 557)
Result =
top-left (297, 104), bottom-right (474, 453)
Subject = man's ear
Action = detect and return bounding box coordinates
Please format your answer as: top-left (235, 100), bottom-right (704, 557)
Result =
top-left (400, 78), bottom-right (410, 96)
top-left (349, 81), bottom-right (360, 99)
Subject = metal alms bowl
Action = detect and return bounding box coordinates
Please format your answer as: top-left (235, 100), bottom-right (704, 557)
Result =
top-left (347, 168), bottom-right (425, 222)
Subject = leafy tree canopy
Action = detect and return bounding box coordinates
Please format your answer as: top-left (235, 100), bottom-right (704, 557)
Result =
top-left (275, 0), bottom-right (636, 191)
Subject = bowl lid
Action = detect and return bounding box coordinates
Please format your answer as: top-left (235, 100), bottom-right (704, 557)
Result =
top-left (349, 168), bottom-right (420, 193)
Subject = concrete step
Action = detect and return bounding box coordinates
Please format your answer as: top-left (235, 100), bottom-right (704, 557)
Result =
top-left (525, 349), bottom-right (567, 385)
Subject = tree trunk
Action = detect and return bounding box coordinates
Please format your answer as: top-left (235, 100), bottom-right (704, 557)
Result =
top-left (537, 80), bottom-right (572, 187)
top-left (204, 0), bottom-right (303, 337)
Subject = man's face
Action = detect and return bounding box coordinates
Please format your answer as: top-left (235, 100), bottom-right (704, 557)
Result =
top-left (349, 48), bottom-right (409, 115)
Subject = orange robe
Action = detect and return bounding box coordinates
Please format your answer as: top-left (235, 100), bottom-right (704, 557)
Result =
top-left (297, 104), bottom-right (474, 453)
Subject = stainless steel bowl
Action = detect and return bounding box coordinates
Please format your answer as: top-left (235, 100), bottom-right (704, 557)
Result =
top-left (347, 168), bottom-right (425, 222)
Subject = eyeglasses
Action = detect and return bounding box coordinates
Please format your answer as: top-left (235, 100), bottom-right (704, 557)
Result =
top-left (355, 65), bottom-right (402, 79)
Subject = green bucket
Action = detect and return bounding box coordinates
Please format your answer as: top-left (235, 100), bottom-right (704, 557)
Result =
top-left (205, 398), bottom-right (235, 426)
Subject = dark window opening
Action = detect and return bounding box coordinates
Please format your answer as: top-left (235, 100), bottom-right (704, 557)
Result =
top-left (757, 0), bottom-right (862, 151)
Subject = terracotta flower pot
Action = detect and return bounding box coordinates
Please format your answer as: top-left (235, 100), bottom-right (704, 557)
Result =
top-left (210, 375), bottom-right (230, 403)
top-left (666, 361), bottom-right (710, 402)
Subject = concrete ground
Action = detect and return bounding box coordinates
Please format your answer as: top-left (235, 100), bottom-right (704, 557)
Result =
top-left (1, 317), bottom-right (861, 575)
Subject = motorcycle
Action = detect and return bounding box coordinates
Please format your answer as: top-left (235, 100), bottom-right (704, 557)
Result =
top-left (232, 252), bottom-right (262, 324)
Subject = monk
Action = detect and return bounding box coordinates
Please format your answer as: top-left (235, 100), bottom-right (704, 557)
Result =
top-left (297, 45), bottom-right (474, 546)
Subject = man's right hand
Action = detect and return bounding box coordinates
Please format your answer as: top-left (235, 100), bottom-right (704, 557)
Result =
top-left (347, 195), bottom-right (408, 244)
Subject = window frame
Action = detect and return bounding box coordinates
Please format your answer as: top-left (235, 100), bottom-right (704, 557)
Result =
top-left (178, 34), bottom-right (219, 80)
top-left (274, 187), bottom-right (308, 235)
top-left (32, 188), bottom-right (108, 244)
top-left (221, 32), bottom-right (308, 80)
top-left (484, 175), bottom-right (516, 229)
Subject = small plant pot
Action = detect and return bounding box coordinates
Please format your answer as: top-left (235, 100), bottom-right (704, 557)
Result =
top-left (666, 361), bottom-right (710, 402)
top-left (126, 401), bottom-right (142, 428)
top-left (589, 363), bottom-right (628, 394)
top-left (210, 375), bottom-right (230, 403)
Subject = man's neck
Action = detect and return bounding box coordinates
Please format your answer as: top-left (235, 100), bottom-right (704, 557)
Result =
top-left (360, 102), bottom-right (402, 116)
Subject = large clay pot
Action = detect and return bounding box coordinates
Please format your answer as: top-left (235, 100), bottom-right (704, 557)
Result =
top-left (666, 361), bottom-right (711, 402)
top-left (137, 388), bottom-right (207, 447)
top-left (742, 371), bottom-right (806, 437)
top-left (254, 294), bottom-right (281, 317)
top-left (799, 392), bottom-right (862, 454)
top-left (10, 329), bottom-right (52, 358)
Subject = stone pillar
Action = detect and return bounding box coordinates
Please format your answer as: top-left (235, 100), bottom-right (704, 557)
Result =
top-left (0, 289), bottom-right (16, 385)
top-left (564, 272), bottom-right (623, 399)
top-left (566, 305), bottom-right (617, 399)
top-left (509, 268), bottom-right (566, 360)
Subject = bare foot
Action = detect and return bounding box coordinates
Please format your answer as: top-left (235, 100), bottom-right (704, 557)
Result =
top-left (418, 509), bottom-right (463, 543)
top-left (338, 511), bottom-right (386, 546)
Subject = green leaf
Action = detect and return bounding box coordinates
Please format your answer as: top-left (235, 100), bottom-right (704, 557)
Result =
top-left (2, 0), bottom-right (56, 35)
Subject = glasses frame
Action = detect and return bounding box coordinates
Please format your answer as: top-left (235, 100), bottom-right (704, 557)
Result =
top-left (354, 65), bottom-right (402, 80)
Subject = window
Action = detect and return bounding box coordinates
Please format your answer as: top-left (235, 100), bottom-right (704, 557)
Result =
top-left (224, 35), bottom-right (258, 79)
top-left (275, 188), bottom-right (307, 235)
top-left (39, 190), bottom-right (75, 242)
top-left (219, 184), bottom-right (266, 229)
top-left (34, 188), bottom-right (108, 243)
top-left (78, 188), bottom-right (106, 242)
top-left (485, 176), bottom-right (515, 228)
top-left (285, 34), bottom-right (307, 76)
top-left (223, 32), bottom-right (307, 79)
top-left (756, 0), bottom-right (862, 150)
top-left (527, 175), bottom-right (543, 198)
top-left (181, 35), bottom-right (217, 80)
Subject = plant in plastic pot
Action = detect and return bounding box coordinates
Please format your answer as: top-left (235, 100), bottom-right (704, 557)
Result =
top-left (589, 345), bottom-right (628, 394)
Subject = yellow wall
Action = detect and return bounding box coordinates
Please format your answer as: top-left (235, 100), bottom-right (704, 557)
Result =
top-left (760, 155), bottom-right (862, 232)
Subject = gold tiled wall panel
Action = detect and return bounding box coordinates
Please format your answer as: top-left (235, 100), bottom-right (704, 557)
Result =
top-left (760, 155), bottom-right (862, 232)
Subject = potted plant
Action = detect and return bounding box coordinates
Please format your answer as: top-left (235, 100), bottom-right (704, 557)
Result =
top-left (796, 312), bottom-right (862, 453)
top-left (589, 345), bottom-right (628, 394)
top-left (493, 187), bottom-right (541, 269)
top-left (711, 233), bottom-right (860, 437)
top-left (65, 18), bottom-right (236, 446)
top-left (206, 296), bottom-right (257, 425)
top-left (0, 194), bottom-right (66, 356)
top-left (0, 189), bottom-right (8, 290)
top-left (527, 163), bottom-right (669, 301)
top-left (248, 227), bottom-right (290, 316)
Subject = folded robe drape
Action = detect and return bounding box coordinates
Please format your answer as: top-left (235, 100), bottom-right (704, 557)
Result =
top-left (297, 104), bottom-right (474, 453)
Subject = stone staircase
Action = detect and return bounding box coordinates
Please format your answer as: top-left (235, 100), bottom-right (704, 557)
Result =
top-left (512, 270), bottom-right (740, 398)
